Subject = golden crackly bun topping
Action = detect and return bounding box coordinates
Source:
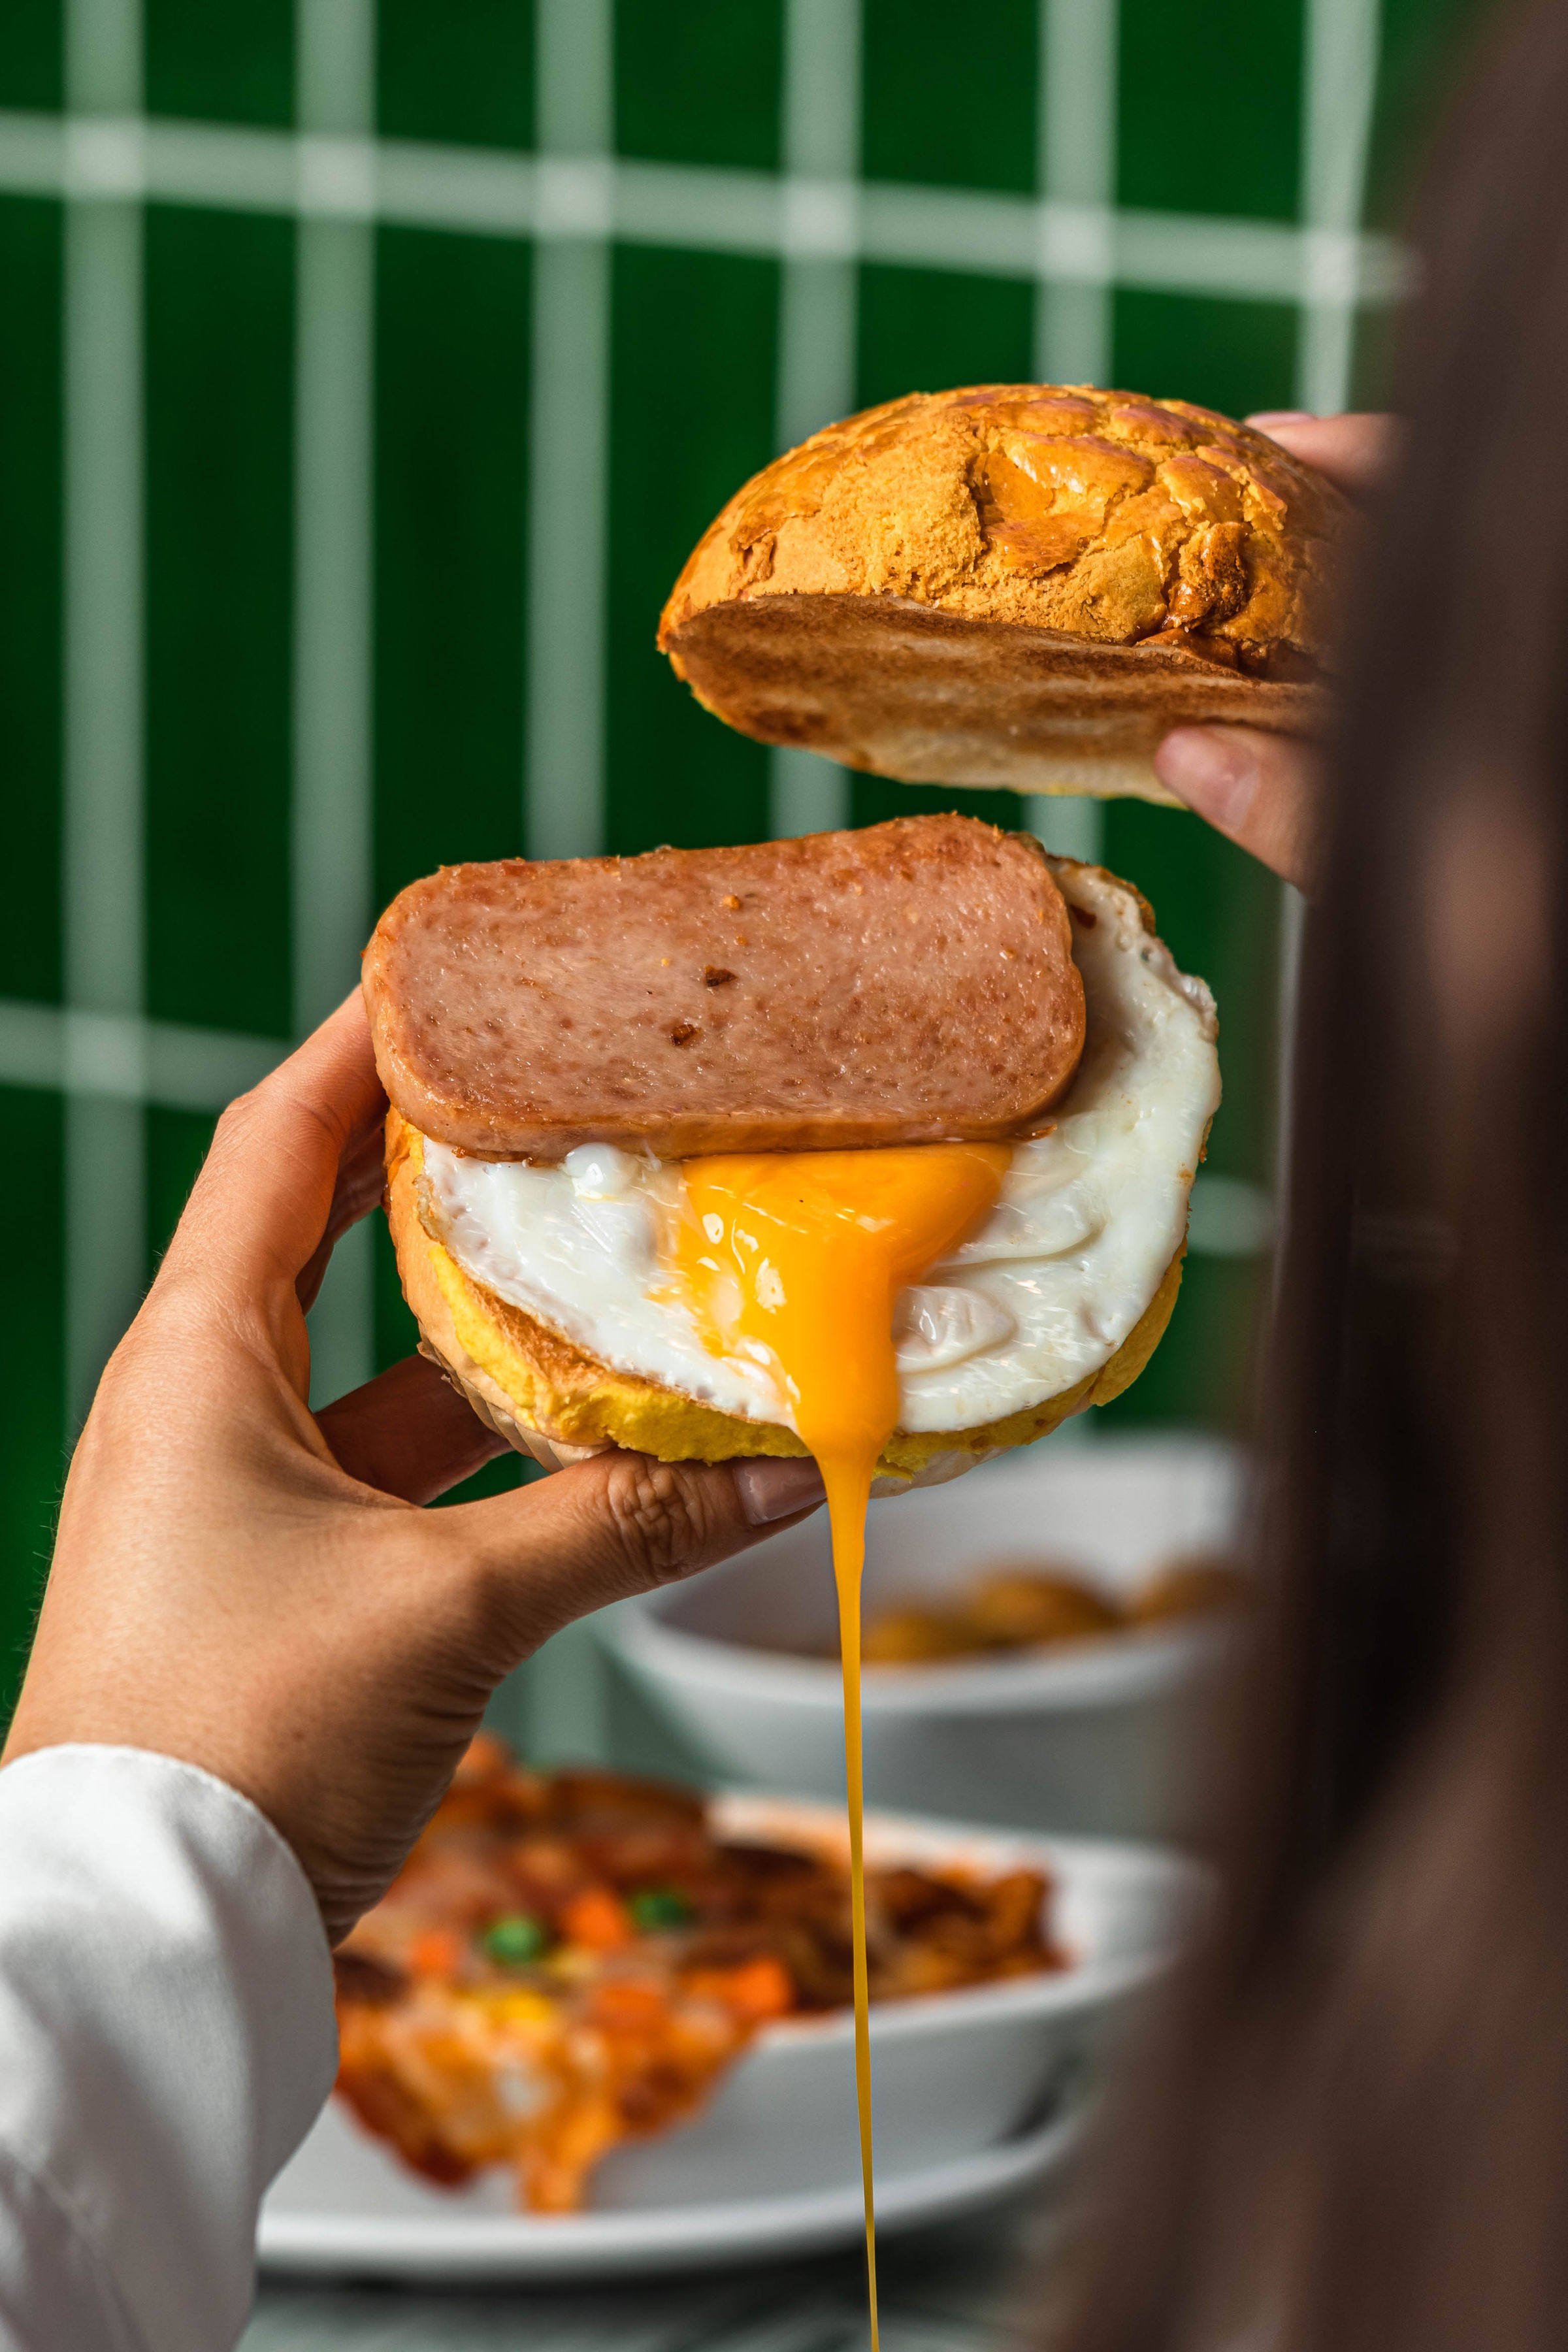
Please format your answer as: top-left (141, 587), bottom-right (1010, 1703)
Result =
top-left (661, 385), bottom-right (1349, 683)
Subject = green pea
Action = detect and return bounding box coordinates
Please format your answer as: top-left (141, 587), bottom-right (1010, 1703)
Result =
top-left (482, 1913), bottom-right (547, 1966)
top-left (629, 1887), bottom-right (694, 1931)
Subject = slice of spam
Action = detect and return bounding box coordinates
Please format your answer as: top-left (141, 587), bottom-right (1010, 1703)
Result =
top-left (362, 814), bottom-right (1086, 1161)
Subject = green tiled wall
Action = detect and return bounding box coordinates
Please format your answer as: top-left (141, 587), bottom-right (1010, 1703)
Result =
top-left (0, 1093), bottom-right (63, 1697)
top-left (145, 206), bottom-right (297, 1039)
top-left (1112, 291), bottom-right (1299, 427)
top-left (0, 0), bottom-right (1499, 1722)
top-left (617, 1), bottom-right (780, 170)
top-left (862, 0), bottom-right (1037, 193)
top-left (1117, 0), bottom-right (1304, 221)
top-left (0, 1), bottom-right (63, 111)
top-left (0, 200), bottom-right (61, 1007)
top-left (379, 0), bottom-right (534, 152)
top-left (606, 246), bottom-right (777, 855)
top-left (373, 229), bottom-right (533, 897)
top-left (858, 267), bottom-right (1035, 407)
top-left (146, 0), bottom-right (293, 127)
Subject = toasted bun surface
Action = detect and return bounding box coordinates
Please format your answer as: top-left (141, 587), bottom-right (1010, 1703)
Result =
top-left (386, 1113), bottom-right (1183, 1480)
top-left (659, 385), bottom-right (1349, 802)
top-left (363, 815), bottom-right (1085, 1161)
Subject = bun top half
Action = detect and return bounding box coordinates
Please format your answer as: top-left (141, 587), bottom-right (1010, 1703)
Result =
top-left (659, 385), bottom-right (1351, 802)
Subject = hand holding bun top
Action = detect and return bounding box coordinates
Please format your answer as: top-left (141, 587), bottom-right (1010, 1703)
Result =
top-left (657, 387), bottom-right (1389, 892)
top-left (1154, 412), bottom-right (1394, 888)
top-left (1, 1000), bottom-right (823, 1944)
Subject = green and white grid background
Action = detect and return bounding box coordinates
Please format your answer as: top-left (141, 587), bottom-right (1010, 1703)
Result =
top-left (0, 0), bottom-right (1484, 1723)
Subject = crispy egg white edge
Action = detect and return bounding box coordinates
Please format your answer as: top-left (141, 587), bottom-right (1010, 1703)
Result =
top-left (417, 860), bottom-right (1221, 1438)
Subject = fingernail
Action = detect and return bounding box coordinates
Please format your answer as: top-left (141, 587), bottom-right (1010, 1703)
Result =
top-left (1246, 409), bottom-right (1315, 428)
top-left (732, 1455), bottom-right (827, 1526)
top-left (1154, 727), bottom-right (1261, 834)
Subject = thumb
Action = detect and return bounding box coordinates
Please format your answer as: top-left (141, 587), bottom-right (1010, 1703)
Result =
top-left (436, 1448), bottom-right (826, 1658)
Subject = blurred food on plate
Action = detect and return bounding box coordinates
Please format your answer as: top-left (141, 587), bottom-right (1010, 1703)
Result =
top-left (856, 1550), bottom-right (1249, 1666)
top-left (333, 1738), bottom-right (1062, 2213)
top-left (1125, 1553), bottom-right (1250, 1625)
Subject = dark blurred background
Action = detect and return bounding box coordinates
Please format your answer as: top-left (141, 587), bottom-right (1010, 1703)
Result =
top-left (0, 0), bottom-right (1492, 1727)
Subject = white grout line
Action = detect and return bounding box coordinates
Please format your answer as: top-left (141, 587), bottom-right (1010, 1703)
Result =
top-left (775, 0), bottom-right (861, 444)
top-left (1036, 0), bottom-right (1118, 386)
top-left (65, 0), bottom-right (140, 116)
top-left (1022, 796), bottom-right (1105, 862)
top-left (1273, 0), bottom-right (1383, 1230)
top-left (1186, 1171), bottom-right (1276, 1259)
top-left (769, 747), bottom-right (854, 840)
top-left (1024, 0), bottom-right (1117, 873)
top-left (519, 0), bottom-right (619, 1757)
top-left (0, 112), bottom-right (1407, 303)
top-left (519, 7), bottom-right (618, 1752)
top-left (536, 0), bottom-right (615, 155)
top-left (291, 0), bottom-right (377, 1408)
top-left (0, 1002), bottom-right (283, 1107)
top-left (61, 0), bottom-right (145, 1433)
top-left (1298, 0), bottom-right (1384, 415)
top-left (62, 207), bottom-right (142, 1031)
top-left (291, 216), bottom-right (373, 1028)
top-left (769, 0), bottom-right (860, 841)
top-left (523, 0), bottom-right (613, 864)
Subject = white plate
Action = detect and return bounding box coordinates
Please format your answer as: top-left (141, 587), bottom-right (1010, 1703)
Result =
top-left (258, 2100), bottom-right (1084, 2281)
top-left (604, 1435), bottom-right (1245, 1838)
top-left (260, 1797), bottom-right (1203, 2281)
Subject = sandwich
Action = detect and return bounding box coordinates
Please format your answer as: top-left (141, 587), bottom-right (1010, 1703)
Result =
top-left (659, 383), bottom-right (1348, 802)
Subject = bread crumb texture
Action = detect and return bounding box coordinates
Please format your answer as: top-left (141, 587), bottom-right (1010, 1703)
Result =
top-left (661, 385), bottom-right (1348, 680)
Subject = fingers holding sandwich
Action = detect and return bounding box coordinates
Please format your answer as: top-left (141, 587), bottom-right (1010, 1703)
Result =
top-left (7, 987), bottom-right (832, 1944)
top-left (437, 1450), bottom-right (827, 1661)
top-left (312, 1358), bottom-right (821, 1529)
top-left (316, 1353), bottom-right (510, 1503)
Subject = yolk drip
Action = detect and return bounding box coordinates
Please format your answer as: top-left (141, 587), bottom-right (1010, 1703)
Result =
top-left (673, 1144), bottom-right (1009, 2344)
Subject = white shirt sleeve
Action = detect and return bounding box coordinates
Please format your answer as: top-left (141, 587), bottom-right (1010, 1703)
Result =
top-left (0, 1744), bottom-right (338, 2352)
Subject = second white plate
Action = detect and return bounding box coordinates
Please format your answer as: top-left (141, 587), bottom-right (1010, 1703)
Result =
top-left (259, 2099), bottom-right (1083, 2282)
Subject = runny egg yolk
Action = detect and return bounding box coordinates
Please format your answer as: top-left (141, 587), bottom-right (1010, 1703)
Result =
top-left (670, 1143), bottom-right (1009, 2347)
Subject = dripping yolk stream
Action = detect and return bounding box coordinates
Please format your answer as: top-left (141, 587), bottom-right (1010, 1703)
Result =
top-left (671, 1144), bottom-right (1010, 2346)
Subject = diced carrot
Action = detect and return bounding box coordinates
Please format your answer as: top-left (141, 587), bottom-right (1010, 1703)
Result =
top-left (559, 1886), bottom-right (634, 1952)
top-left (590, 1979), bottom-right (668, 2031)
top-left (406, 1928), bottom-right (464, 1980)
top-left (527, 2095), bottom-right (624, 2212)
top-left (685, 1954), bottom-right (794, 2021)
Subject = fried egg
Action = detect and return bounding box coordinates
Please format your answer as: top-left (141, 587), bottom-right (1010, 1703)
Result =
top-left (417, 858), bottom-right (1220, 1445)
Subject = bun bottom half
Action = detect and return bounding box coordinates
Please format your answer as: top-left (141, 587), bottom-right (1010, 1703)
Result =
top-left (385, 1114), bottom-right (1184, 1488)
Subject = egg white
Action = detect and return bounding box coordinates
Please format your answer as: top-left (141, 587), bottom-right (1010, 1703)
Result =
top-left (416, 859), bottom-right (1221, 1439)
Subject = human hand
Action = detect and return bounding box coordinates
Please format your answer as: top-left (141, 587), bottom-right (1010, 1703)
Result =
top-left (1, 1000), bottom-right (823, 1942)
top-left (1152, 412), bottom-right (1395, 889)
